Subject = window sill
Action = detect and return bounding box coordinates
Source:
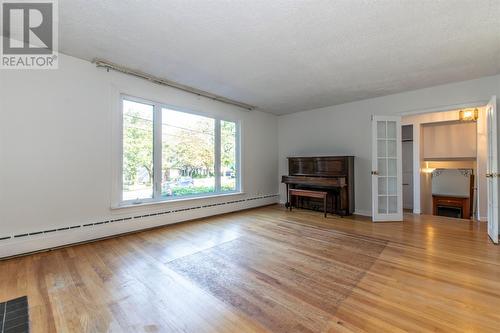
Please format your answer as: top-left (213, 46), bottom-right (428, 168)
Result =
top-left (112, 191), bottom-right (245, 210)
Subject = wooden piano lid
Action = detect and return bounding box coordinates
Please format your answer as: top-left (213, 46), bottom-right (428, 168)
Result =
top-left (287, 156), bottom-right (353, 177)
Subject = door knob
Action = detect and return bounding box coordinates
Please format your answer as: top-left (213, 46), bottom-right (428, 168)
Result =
top-left (371, 171), bottom-right (379, 175)
top-left (486, 173), bottom-right (494, 178)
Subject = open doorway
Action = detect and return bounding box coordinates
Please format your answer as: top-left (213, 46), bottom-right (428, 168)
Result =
top-left (371, 97), bottom-right (498, 244)
top-left (402, 106), bottom-right (486, 221)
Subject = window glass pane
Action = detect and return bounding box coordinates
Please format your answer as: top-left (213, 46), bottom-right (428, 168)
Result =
top-left (221, 120), bottom-right (237, 192)
top-left (161, 108), bottom-right (215, 197)
top-left (122, 100), bottom-right (154, 201)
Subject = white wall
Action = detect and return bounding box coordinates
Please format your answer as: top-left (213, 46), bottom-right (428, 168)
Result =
top-left (278, 75), bottom-right (500, 216)
top-left (0, 54), bottom-right (279, 257)
top-left (422, 122), bottom-right (476, 160)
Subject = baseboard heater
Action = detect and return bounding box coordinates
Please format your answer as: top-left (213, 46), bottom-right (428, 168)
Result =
top-left (0, 194), bottom-right (279, 243)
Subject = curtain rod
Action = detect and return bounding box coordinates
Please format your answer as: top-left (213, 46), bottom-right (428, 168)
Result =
top-left (92, 58), bottom-right (256, 111)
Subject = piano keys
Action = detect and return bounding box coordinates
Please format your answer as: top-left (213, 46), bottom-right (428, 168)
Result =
top-left (282, 156), bottom-right (354, 216)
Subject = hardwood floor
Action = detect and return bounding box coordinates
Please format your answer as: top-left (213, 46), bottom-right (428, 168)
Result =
top-left (1, 204), bottom-right (500, 332)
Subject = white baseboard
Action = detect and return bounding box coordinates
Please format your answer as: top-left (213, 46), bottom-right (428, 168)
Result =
top-left (0, 195), bottom-right (278, 259)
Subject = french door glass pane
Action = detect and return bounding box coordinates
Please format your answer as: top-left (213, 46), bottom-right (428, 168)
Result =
top-left (122, 100), bottom-right (154, 201)
top-left (377, 140), bottom-right (387, 157)
top-left (378, 177), bottom-right (387, 195)
top-left (387, 177), bottom-right (397, 195)
top-left (220, 120), bottom-right (237, 192)
top-left (388, 159), bottom-right (397, 175)
top-left (377, 121), bottom-right (386, 138)
top-left (388, 196), bottom-right (398, 213)
top-left (387, 140), bottom-right (397, 157)
top-left (387, 121), bottom-right (397, 139)
top-left (376, 120), bottom-right (399, 215)
top-left (378, 196), bottom-right (387, 214)
top-left (161, 108), bottom-right (215, 197)
top-left (378, 158), bottom-right (387, 176)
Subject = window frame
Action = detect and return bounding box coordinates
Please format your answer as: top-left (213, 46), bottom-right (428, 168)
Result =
top-left (118, 94), bottom-right (241, 206)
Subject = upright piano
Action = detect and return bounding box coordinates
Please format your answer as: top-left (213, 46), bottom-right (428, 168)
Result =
top-left (282, 156), bottom-right (354, 216)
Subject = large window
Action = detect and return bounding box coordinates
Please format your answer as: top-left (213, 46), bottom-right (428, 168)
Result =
top-left (121, 96), bottom-right (240, 204)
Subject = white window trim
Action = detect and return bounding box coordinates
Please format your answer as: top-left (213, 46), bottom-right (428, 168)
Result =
top-left (114, 93), bottom-right (242, 208)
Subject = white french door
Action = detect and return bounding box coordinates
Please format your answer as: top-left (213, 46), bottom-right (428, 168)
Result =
top-left (486, 96), bottom-right (499, 244)
top-left (371, 116), bottom-right (403, 222)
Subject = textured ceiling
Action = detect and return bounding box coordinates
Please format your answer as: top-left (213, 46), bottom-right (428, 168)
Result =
top-left (59, 0), bottom-right (500, 114)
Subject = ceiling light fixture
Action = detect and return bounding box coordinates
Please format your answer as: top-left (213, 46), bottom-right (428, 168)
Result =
top-left (459, 108), bottom-right (479, 121)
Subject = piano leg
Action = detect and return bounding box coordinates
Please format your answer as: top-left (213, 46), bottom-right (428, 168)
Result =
top-left (285, 184), bottom-right (290, 208)
top-left (324, 196), bottom-right (327, 218)
top-left (331, 194), bottom-right (335, 215)
top-left (337, 192), bottom-right (343, 217)
top-left (332, 191), bottom-right (344, 218)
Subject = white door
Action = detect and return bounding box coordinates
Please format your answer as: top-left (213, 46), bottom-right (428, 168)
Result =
top-left (486, 96), bottom-right (499, 244)
top-left (372, 116), bottom-right (403, 221)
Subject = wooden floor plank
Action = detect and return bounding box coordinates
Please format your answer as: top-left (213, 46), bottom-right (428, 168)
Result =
top-left (1, 205), bottom-right (500, 332)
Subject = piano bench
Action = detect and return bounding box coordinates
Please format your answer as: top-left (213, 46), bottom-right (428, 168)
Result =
top-left (288, 189), bottom-right (328, 218)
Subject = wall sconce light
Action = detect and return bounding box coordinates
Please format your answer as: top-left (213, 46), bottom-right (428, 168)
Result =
top-left (459, 108), bottom-right (479, 121)
top-left (421, 162), bottom-right (435, 174)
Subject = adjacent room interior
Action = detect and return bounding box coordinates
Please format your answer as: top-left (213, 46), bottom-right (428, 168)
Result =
top-left (1, 1), bottom-right (500, 332)
top-left (402, 106), bottom-right (488, 221)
